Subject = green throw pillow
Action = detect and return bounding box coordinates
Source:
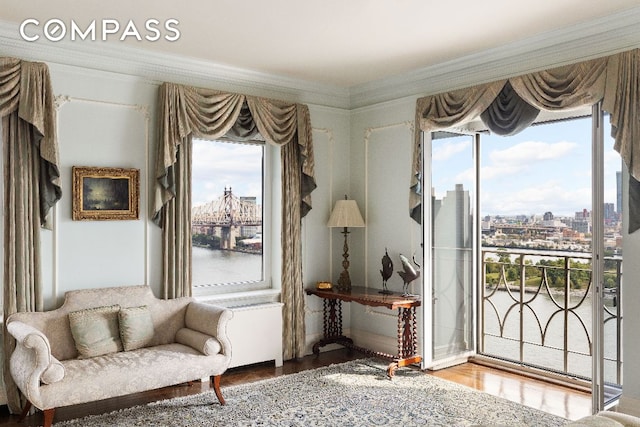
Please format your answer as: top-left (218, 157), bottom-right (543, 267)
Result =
top-left (119, 305), bottom-right (155, 351)
top-left (68, 305), bottom-right (123, 358)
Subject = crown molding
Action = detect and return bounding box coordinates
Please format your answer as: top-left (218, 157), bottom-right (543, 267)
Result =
top-left (0, 19), bottom-right (351, 109)
top-left (350, 6), bottom-right (640, 109)
top-left (2, 7), bottom-right (640, 111)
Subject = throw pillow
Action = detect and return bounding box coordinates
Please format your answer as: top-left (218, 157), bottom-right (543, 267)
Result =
top-left (119, 305), bottom-right (155, 351)
top-left (68, 305), bottom-right (123, 358)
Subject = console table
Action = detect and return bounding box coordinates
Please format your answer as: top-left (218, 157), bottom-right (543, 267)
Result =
top-left (306, 286), bottom-right (421, 377)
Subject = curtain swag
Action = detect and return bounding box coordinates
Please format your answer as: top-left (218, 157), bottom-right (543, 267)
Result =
top-left (412, 49), bottom-right (640, 231)
top-left (0, 58), bottom-right (62, 226)
top-left (153, 83), bottom-right (316, 224)
top-left (153, 82), bottom-right (315, 359)
top-left (0, 57), bottom-right (62, 414)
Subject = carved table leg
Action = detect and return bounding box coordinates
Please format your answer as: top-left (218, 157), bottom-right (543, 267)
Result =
top-left (324, 298), bottom-right (342, 338)
top-left (313, 298), bottom-right (353, 355)
top-left (387, 362), bottom-right (399, 378)
top-left (388, 306), bottom-right (421, 378)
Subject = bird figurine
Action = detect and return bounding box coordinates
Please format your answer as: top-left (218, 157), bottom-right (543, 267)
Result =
top-left (379, 248), bottom-right (393, 294)
top-left (397, 254), bottom-right (420, 296)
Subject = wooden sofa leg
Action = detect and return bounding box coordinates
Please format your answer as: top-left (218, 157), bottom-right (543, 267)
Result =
top-left (18, 400), bottom-right (32, 422)
top-left (42, 408), bottom-right (55, 427)
top-left (211, 375), bottom-right (225, 405)
top-left (18, 402), bottom-right (55, 427)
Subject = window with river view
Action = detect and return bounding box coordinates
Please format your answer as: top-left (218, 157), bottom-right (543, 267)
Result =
top-left (190, 139), bottom-right (265, 291)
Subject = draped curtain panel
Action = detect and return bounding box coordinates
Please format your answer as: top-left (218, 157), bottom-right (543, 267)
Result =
top-left (412, 49), bottom-right (640, 232)
top-left (153, 82), bottom-right (316, 359)
top-left (480, 82), bottom-right (540, 136)
top-left (0, 57), bottom-right (62, 414)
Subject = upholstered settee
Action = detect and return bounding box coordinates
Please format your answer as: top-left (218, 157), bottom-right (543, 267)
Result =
top-left (569, 411), bottom-right (640, 426)
top-left (6, 285), bottom-right (233, 427)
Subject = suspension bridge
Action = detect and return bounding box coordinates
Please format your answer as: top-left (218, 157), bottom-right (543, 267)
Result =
top-left (192, 187), bottom-right (262, 250)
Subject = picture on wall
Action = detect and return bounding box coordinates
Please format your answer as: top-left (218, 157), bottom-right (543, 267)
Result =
top-left (72, 166), bottom-right (140, 220)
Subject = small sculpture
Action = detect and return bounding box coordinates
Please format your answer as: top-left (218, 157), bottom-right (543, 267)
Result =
top-left (397, 254), bottom-right (420, 296)
top-left (379, 248), bottom-right (393, 294)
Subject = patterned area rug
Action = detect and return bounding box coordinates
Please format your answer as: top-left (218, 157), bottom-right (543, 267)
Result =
top-left (55, 359), bottom-right (568, 426)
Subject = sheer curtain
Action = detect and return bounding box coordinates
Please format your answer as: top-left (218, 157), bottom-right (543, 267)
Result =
top-left (0, 58), bottom-right (62, 413)
top-left (412, 49), bottom-right (640, 231)
top-left (153, 83), bottom-right (316, 359)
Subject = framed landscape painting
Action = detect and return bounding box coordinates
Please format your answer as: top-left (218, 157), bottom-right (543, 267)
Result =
top-left (72, 166), bottom-right (140, 220)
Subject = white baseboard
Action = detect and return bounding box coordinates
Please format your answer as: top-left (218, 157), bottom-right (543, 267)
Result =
top-left (305, 329), bottom-right (399, 360)
top-left (305, 329), bottom-right (353, 356)
top-left (350, 329), bottom-right (400, 358)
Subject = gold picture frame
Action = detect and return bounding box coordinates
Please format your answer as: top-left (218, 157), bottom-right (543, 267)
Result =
top-left (72, 166), bottom-right (140, 221)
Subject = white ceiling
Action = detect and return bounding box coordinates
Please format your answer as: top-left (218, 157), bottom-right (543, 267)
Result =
top-left (2, 0), bottom-right (640, 88)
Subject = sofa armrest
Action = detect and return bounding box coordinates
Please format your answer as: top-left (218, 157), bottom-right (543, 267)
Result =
top-left (6, 320), bottom-right (63, 403)
top-left (598, 411), bottom-right (640, 427)
top-left (184, 302), bottom-right (233, 358)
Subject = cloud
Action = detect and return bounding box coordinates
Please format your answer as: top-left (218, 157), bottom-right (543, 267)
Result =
top-left (432, 139), bottom-right (471, 162)
top-left (191, 140), bottom-right (263, 207)
top-left (489, 140), bottom-right (577, 166)
top-left (482, 180), bottom-right (590, 216)
top-left (477, 140), bottom-right (578, 184)
top-left (604, 150), bottom-right (622, 175)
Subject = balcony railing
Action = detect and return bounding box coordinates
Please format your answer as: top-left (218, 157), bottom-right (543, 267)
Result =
top-left (480, 248), bottom-right (622, 385)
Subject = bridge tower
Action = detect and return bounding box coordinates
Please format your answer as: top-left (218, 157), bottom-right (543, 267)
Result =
top-left (220, 187), bottom-right (240, 249)
top-left (220, 225), bottom-right (240, 249)
top-left (191, 187), bottom-right (262, 250)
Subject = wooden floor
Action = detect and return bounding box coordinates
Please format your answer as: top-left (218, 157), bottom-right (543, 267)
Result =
top-left (0, 349), bottom-right (592, 426)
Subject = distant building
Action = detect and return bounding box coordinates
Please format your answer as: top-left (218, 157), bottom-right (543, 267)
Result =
top-left (617, 171), bottom-right (622, 216)
top-left (604, 203), bottom-right (616, 221)
top-left (575, 209), bottom-right (590, 220)
top-left (515, 215), bottom-right (529, 223)
top-left (543, 211), bottom-right (554, 221)
top-left (240, 196), bottom-right (259, 237)
top-left (573, 220), bottom-right (590, 234)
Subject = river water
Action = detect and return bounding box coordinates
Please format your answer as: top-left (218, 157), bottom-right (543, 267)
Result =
top-left (482, 289), bottom-right (620, 382)
top-left (192, 246), bottom-right (262, 286)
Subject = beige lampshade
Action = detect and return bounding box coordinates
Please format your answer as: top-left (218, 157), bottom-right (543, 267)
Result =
top-left (327, 199), bottom-right (365, 228)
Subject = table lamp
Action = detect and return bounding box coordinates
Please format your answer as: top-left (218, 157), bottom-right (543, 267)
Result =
top-left (327, 196), bottom-right (365, 291)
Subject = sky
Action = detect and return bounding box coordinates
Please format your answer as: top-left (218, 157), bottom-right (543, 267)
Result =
top-left (432, 115), bottom-right (622, 217)
top-left (191, 116), bottom-right (622, 219)
top-left (191, 139), bottom-right (263, 208)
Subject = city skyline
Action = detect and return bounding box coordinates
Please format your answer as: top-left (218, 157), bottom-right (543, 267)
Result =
top-left (432, 115), bottom-right (622, 217)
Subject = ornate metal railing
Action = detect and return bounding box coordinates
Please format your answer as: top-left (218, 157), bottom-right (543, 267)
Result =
top-left (480, 248), bottom-right (622, 384)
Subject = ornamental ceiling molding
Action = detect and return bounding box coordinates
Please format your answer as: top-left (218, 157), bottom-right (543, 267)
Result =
top-left (350, 6), bottom-right (640, 109)
top-left (0, 19), bottom-right (349, 109)
top-left (1, 6), bottom-right (640, 110)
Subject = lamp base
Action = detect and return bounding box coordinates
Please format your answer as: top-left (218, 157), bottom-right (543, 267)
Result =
top-left (336, 270), bottom-right (351, 292)
top-left (336, 227), bottom-right (352, 292)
